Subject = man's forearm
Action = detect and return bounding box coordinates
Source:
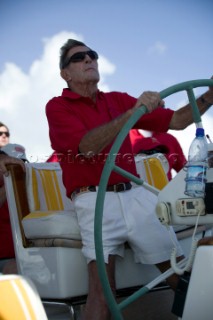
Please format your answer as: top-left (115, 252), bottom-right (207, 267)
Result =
top-left (79, 108), bottom-right (134, 157)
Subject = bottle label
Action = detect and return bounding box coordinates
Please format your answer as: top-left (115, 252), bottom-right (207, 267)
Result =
top-left (186, 165), bottom-right (207, 180)
top-left (185, 164), bottom-right (207, 198)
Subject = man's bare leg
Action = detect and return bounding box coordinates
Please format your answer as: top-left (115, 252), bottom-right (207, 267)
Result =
top-left (81, 255), bottom-right (116, 320)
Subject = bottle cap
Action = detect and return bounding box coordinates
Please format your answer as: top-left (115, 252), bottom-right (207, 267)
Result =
top-left (196, 128), bottom-right (204, 137)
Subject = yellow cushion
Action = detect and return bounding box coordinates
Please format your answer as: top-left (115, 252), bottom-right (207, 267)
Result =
top-left (26, 162), bottom-right (72, 212)
top-left (0, 275), bottom-right (48, 320)
top-left (134, 153), bottom-right (169, 190)
top-left (23, 163), bottom-right (80, 240)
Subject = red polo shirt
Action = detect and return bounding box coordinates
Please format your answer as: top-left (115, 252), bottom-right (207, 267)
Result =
top-left (46, 89), bottom-right (174, 197)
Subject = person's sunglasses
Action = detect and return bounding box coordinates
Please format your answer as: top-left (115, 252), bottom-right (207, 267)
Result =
top-left (63, 50), bottom-right (99, 68)
top-left (0, 131), bottom-right (10, 137)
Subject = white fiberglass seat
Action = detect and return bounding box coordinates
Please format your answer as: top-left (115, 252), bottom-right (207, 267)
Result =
top-left (4, 161), bottom-right (163, 300)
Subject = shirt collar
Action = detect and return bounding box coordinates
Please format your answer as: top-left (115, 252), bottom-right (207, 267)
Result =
top-left (62, 88), bottom-right (104, 100)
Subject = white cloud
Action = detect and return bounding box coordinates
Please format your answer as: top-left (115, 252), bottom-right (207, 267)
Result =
top-left (0, 31), bottom-right (115, 162)
top-left (147, 41), bottom-right (167, 55)
top-left (0, 63), bottom-right (30, 111)
top-left (98, 56), bottom-right (116, 92)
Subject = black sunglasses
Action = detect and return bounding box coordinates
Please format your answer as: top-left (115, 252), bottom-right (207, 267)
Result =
top-left (63, 50), bottom-right (99, 68)
top-left (0, 131), bottom-right (10, 137)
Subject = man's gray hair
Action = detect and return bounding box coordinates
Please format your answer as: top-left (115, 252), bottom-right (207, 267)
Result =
top-left (59, 39), bottom-right (88, 70)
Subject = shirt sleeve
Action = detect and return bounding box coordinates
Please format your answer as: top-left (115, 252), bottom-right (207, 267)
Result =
top-left (110, 92), bottom-right (174, 132)
top-left (136, 107), bottom-right (174, 132)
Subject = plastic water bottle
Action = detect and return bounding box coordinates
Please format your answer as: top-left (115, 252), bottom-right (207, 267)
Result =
top-left (184, 127), bottom-right (208, 197)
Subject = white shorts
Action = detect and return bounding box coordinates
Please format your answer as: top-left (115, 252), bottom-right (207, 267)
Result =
top-left (73, 186), bottom-right (183, 264)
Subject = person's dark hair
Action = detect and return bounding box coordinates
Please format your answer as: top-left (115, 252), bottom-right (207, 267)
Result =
top-left (59, 39), bottom-right (89, 70)
top-left (0, 122), bottom-right (9, 132)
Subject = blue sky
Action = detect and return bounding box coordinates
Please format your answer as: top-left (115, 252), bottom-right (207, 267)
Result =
top-left (0, 0), bottom-right (213, 161)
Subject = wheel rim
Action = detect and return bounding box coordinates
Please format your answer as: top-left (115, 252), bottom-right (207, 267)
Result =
top-left (94, 78), bottom-right (213, 319)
